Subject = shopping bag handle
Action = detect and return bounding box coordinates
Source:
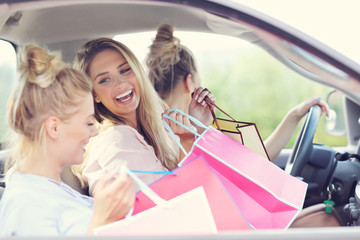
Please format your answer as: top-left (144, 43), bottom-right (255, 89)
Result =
top-left (162, 109), bottom-right (208, 155)
top-left (164, 108), bottom-right (208, 131)
top-left (130, 169), bottom-right (177, 175)
top-left (123, 166), bottom-right (171, 218)
top-left (202, 95), bottom-right (236, 130)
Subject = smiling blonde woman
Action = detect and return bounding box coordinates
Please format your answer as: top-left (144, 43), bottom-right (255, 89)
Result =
top-left (0, 44), bottom-right (135, 236)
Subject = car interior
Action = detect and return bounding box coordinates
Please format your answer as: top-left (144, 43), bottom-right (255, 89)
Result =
top-left (1, 0), bottom-right (360, 236)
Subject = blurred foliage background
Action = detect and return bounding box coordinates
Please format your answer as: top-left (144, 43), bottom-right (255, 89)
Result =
top-left (195, 44), bottom-right (347, 148)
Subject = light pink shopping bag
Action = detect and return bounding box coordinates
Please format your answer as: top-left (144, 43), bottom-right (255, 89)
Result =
top-left (94, 187), bottom-right (217, 236)
top-left (164, 109), bottom-right (307, 230)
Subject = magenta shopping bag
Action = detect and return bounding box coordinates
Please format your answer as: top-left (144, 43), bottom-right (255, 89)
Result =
top-left (132, 155), bottom-right (252, 232)
top-left (93, 166), bottom-right (219, 236)
top-left (164, 109), bottom-right (308, 230)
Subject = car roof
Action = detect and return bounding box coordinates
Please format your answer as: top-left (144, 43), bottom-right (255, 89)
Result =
top-left (1, 0), bottom-right (360, 104)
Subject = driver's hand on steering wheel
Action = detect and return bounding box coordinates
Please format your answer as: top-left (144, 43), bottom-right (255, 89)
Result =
top-left (292, 96), bottom-right (330, 121)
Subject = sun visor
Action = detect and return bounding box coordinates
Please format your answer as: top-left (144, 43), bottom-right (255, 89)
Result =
top-left (205, 12), bottom-right (258, 43)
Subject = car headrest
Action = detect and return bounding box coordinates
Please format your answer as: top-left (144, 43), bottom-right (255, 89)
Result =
top-left (60, 166), bottom-right (89, 196)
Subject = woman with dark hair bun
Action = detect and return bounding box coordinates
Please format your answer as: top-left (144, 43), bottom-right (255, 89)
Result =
top-left (146, 24), bottom-right (330, 161)
top-left (146, 24), bottom-right (216, 126)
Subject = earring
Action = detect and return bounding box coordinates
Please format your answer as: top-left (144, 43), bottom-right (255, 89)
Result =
top-left (95, 98), bottom-right (101, 103)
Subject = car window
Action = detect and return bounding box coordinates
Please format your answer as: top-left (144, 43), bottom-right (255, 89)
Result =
top-left (0, 40), bottom-right (17, 149)
top-left (116, 31), bottom-right (347, 148)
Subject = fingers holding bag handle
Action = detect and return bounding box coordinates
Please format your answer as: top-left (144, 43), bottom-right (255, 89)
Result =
top-left (201, 95), bottom-right (237, 131)
top-left (192, 87), bottom-right (216, 107)
top-left (90, 165), bottom-right (174, 234)
top-left (162, 109), bottom-right (209, 156)
top-left (164, 110), bottom-right (198, 137)
top-left (90, 167), bottom-right (136, 232)
top-left (163, 109), bottom-right (207, 137)
top-left (189, 87), bottom-right (216, 127)
top-left (190, 87), bottom-right (236, 128)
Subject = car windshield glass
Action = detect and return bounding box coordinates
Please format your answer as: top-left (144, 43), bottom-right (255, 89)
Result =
top-left (116, 31), bottom-right (346, 148)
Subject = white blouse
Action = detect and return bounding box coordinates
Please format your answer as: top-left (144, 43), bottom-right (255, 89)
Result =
top-left (0, 173), bottom-right (93, 236)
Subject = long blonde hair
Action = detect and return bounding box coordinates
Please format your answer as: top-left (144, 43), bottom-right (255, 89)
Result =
top-left (146, 24), bottom-right (197, 99)
top-left (73, 38), bottom-right (179, 172)
top-left (5, 44), bottom-right (92, 173)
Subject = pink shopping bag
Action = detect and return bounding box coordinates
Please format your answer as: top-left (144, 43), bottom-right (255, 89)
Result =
top-left (132, 155), bottom-right (252, 232)
top-left (94, 187), bottom-right (217, 236)
top-left (164, 109), bottom-right (308, 230)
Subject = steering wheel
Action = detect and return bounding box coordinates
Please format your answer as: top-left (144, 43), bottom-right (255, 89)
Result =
top-left (285, 105), bottom-right (322, 177)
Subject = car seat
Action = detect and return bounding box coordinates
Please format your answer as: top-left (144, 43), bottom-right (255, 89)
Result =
top-left (60, 166), bottom-right (89, 196)
top-left (0, 151), bottom-right (6, 200)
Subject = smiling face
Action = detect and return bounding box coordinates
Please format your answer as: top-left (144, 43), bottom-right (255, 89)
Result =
top-left (88, 48), bottom-right (141, 125)
top-left (57, 93), bottom-right (98, 166)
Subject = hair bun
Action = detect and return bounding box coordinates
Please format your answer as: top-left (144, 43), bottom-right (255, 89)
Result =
top-left (155, 24), bottom-right (177, 44)
top-left (146, 24), bottom-right (197, 99)
top-left (28, 47), bottom-right (51, 75)
top-left (18, 44), bottom-right (65, 88)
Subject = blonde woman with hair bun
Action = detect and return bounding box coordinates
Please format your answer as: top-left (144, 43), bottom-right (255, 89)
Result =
top-left (146, 24), bottom-right (330, 162)
top-left (0, 44), bottom-right (135, 236)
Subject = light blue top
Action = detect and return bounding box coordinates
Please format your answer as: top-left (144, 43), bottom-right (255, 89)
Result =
top-left (0, 173), bottom-right (93, 236)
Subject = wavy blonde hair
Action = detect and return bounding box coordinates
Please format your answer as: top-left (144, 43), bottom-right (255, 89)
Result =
top-left (5, 44), bottom-right (92, 173)
top-left (146, 24), bottom-right (197, 99)
top-left (72, 38), bottom-right (179, 183)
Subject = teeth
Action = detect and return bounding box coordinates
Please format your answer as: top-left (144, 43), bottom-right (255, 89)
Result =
top-left (116, 90), bottom-right (132, 100)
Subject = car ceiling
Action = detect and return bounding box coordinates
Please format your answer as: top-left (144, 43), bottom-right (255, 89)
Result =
top-left (1, 3), bottom-right (210, 43)
top-left (1, 0), bottom-right (360, 104)
top-left (0, 1), bottom-right (247, 62)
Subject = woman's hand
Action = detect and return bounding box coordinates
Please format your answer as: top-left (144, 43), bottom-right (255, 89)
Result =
top-left (163, 110), bottom-right (197, 159)
top-left (163, 110), bottom-right (197, 137)
top-left (189, 87), bottom-right (216, 127)
top-left (88, 169), bottom-right (136, 234)
top-left (291, 96), bottom-right (330, 121)
top-left (264, 96), bottom-right (330, 161)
